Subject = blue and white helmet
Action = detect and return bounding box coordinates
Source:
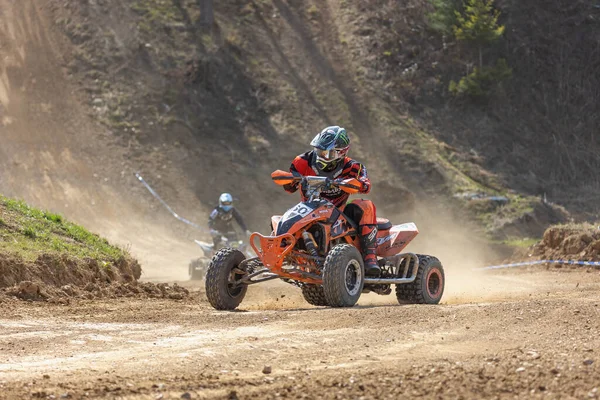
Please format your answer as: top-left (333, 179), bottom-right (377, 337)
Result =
top-left (219, 193), bottom-right (233, 212)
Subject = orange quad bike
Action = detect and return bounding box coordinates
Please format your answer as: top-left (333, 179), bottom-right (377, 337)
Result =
top-left (205, 171), bottom-right (445, 310)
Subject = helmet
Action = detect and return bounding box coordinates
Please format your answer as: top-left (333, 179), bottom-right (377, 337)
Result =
top-left (219, 193), bottom-right (233, 212)
top-left (310, 126), bottom-right (350, 171)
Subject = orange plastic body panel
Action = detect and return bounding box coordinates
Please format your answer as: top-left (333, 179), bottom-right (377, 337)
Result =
top-left (375, 222), bottom-right (419, 257)
top-left (284, 213), bottom-right (330, 236)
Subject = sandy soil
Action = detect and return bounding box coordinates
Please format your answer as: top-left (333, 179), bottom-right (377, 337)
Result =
top-left (1, 268), bottom-right (599, 399)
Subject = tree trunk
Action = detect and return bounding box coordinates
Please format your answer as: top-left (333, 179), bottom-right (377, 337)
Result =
top-left (478, 44), bottom-right (483, 70)
top-left (199, 0), bottom-right (214, 27)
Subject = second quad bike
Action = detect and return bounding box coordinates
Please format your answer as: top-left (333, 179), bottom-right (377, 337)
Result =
top-left (189, 232), bottom-right (252, 280)
top-left (205, 171), bottom-right (445, 310)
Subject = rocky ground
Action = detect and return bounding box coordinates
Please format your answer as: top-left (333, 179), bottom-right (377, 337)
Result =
top-left (1, 267), bottom-right (599, 399)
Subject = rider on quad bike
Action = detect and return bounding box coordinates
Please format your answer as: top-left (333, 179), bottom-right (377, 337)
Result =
top-left (282, 126), bottom-right (381, 277)
top-left (209, 193), bottom-right (251, 248)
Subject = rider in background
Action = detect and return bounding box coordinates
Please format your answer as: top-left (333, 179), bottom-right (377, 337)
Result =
top-left (208, 193), bottom-right (250, 248)
top-left (282, 126), bottom-right (381, 276)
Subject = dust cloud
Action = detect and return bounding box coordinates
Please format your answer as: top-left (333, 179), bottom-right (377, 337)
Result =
top-left (389, 202), bottom-right (546, 304)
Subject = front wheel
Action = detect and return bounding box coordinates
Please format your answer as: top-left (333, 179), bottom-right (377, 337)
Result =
top-left (395, 255), bottom-right (445, 304)
top-left (322, 244), bottom-right (364, 307)
top-left (205, 248), bottom-right (248, 310)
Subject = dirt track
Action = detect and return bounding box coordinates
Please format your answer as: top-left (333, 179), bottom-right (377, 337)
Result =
top-left (1, 268), bottom-right (599, 399)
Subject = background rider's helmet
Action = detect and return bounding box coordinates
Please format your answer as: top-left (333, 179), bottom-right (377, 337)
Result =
top-left (310, 126), bottom-right (350, 172)
top-left (219, 193), bottom-right (233, 212)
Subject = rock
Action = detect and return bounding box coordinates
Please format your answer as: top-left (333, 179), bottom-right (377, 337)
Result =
top-left (168, 293), bottom-right (184, 300)
top-left (181, 393), bottom-right (192, 400)
top-left (84, 282), bottom-right (98, 292)
top-left (61, 285), bottom-right (76, 296)
top-left (228, 391), bottom-right (239, 400)
top-left (19, 281), bottom-right (40, 296)
top-left (580, 233), bottom-right (594, 244)
top-left (564, 235), bottom-right (587, 254)
top-left (262, 365), bottom-right (272, 374)
top-left (515, 367), bottom-right (526, 373)
top-left (48, 297), bottom-right (70, 305)
top-left (92, 98), bottom-right (104, 106)
top-left (43, 374), bottom-right (50, 379)
top-left (583, 359), bottom-right (594, 366)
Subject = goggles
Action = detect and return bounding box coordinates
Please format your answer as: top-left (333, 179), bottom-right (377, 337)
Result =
top-left (315, 147), bottom-right (343, 162)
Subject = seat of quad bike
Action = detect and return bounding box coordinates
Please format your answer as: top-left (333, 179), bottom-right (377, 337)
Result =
top-left (376, 218), bottom-right (392, 231)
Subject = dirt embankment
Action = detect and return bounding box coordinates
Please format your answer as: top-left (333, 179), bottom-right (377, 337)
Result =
top-left (0, 251), bottom-right (192, 303)
top-left (531, 224), bottom-right (600, 262)
top-left (0, 195), bottom-right (191, 302)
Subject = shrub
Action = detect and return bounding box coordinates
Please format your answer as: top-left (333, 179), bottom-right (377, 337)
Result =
top-left (449, 58), bottom-right (512, 98)
top-left (453, 0), bottom-right (505, 68)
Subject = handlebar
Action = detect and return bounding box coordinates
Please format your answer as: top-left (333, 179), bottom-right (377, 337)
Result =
top-left (271, 170), bottom-right (362, 194)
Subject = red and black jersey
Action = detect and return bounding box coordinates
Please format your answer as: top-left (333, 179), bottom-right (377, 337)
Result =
top-left (283, 151), bottom-right (371, 207)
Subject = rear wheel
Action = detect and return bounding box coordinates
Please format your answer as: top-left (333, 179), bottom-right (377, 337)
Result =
top-left (395, 255), bottom-right (445, 304)
top-left (205, 248), bottom-right (248, 310)
top-left (322, 244), bottom-right (364, 307)
top-left (301, 284), bottom-right (329, 306)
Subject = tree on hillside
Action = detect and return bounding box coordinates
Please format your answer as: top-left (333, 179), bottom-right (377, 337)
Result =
top-left (453, 0), bottom-right (505, 69)
top-left (428, 0), bottom-right (463, 34)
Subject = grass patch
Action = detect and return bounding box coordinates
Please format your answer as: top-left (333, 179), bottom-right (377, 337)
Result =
top-left (307, 5), bottom-right (319, 18)
top-left (131, 0), bottom-right (179, 34)
top-left (22, 225), bottom-right (38, 239)
top-left (502, 237), bottom-right (540, 248)
top-left (0, 195), bottom-right (127, 262)
top-left (44, 211), bottom-right (63, 224)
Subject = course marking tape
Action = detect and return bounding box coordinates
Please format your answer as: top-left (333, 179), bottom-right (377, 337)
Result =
top-left (135, 172), bottom-right (206, 232)
top-left (477, 259), bottom-right (600, 271)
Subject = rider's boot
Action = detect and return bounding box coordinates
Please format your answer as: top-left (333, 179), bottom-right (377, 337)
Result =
top-left (359, 224), bottom-right (381, 277)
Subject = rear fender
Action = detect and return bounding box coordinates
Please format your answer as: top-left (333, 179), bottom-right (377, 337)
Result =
top-left (194, 239), bottom-right (214, 256)
top-left (376, 223), bottom-right (419, 257)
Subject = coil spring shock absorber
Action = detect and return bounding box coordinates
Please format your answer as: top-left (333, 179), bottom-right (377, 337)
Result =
top-left (302, 231), bottom-right (321, 266)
